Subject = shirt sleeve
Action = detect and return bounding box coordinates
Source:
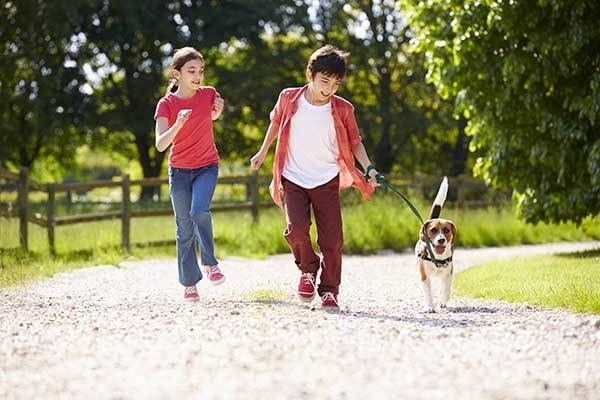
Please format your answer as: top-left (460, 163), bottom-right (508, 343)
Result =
top-left (345, 104), bottom-right (363, 145)
top-left (154, 97), bottom-right (171, 121)
top-left (269, 90), bottom-right (286, 126)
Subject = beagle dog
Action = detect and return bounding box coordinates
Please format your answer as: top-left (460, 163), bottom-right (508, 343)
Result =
top-left (415, 177), bottom-right (457, 313)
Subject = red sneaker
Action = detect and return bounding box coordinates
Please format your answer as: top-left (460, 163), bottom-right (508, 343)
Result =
top-left (321, 292), bottom-right (339, 310)
top-left (204, 265), bottom-right (226, 286)
top-left (183, 285), bottom-right (199, 302)
top-left (297, 272), bottom-right (317, 302)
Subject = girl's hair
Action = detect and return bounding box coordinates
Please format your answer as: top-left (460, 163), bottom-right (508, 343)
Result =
top-left (166, 47), bottom-right (204, 95)
top-left (307, 45), bottom-right (349, 80)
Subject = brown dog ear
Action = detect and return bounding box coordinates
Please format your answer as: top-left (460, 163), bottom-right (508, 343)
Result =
top-left (447, 220), bottom-right (457, 244)
top-left (421, 220), bottom-right (432, 241)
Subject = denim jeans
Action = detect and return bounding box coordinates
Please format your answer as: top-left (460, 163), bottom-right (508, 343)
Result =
top-left (169, 164), bottom-right (219, 286)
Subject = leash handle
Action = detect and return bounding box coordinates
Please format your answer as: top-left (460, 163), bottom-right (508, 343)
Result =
top-left (365, 165), bottom-right (385, 184)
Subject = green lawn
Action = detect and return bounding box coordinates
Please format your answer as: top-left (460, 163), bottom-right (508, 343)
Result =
top-left (454, 248), bottom-right (600, 314)
top-left (1, 196), bottom-right (598, 288)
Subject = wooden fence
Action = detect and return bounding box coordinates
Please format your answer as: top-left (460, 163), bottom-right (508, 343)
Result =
top-left (0, 167), bottom-right (508, 255)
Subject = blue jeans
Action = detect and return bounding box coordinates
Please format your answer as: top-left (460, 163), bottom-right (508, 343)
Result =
top-left (169, 164), bottom-right (219, 286)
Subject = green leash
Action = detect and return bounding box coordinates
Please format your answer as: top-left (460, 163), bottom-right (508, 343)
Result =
top-left (365, 166), bottom-right (446, 268)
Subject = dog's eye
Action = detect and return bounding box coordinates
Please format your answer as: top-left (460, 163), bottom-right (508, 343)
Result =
top-left (430, 227), bottom-right (438, 234)
top-left (442, 227), bottom-right (450, 234)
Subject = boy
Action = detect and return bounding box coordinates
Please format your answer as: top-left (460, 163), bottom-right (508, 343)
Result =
top-left (250, 45), bottom-right (380, 310)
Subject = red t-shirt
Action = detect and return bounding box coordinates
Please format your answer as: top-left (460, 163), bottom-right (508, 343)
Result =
top-left (154, 87), bottom-right (220, 169)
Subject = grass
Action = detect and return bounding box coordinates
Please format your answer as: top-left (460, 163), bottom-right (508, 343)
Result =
top-left (245, 288), bottom-right (289, 304)
top-left (1, 195), bottom-right (599, 288)
top-left (454, 248), bottom-right (600, 314)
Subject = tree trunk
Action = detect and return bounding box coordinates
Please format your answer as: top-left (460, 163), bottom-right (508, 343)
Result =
top-left (451, 117), bottom-right (469, 176)
top-left (135, 133), bottom-right (165, 202)
top-left (375, 71), bottom-right (394, 173)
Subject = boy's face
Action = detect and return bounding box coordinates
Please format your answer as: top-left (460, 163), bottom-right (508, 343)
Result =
top-left (307, 70), bottom-right (342, 103)
top-left (173, 59), bottom-right (205, 91)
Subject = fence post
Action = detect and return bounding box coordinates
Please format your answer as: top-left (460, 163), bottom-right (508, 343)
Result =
top-left (249, 170), bottom-right (259, 223)
top-left (47, 184), bottom-right (56, 256)
top-left (18, 167), bottom-right (29, 252)
top-left (121, 174), bottom-right (131, 251)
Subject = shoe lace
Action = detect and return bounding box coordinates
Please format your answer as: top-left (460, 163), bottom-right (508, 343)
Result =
top-left (302, 272), bottom-right (315, 286)
top-left (209, 265), bottom-right (221, 275)
top-left (321, 292), bottom-right (337, 305)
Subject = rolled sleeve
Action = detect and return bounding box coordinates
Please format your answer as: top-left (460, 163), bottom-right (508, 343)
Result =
top-left (269, 90), bottom-right (286, 126)
top-left (345, 105), bottom-right (363, 146)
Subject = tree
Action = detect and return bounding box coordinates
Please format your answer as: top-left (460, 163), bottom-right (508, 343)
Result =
top-left (81, 0), bottom-right (310, 199)
top-left (309, 0), bottom-right (469, 175)
top-left (404, 0), bottom-right (600, 223)
top-left (0, 0), bottom-right (93, 172)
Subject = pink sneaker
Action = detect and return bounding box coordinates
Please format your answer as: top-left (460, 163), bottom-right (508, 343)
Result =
top-left (184, 285), bottom-right (199, 302)
top-left (204, 265), bottom-right (226, 285)
top-left (321, 292), bottom-right (339, 310)
top-left (297, 272), bottom-right (317, 302)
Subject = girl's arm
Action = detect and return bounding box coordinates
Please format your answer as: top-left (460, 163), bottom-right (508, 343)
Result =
top-left (211, 93), bottom-right (224, 120)
top-left (155, 109), bottom-right (191, 152)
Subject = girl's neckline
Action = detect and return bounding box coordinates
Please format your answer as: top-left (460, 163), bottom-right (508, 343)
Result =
top-left (172, 88), bottom-right (200, 100)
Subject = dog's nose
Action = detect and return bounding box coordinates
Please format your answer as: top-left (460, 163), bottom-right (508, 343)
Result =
top-left (437, 237), bottom-right (446, 245)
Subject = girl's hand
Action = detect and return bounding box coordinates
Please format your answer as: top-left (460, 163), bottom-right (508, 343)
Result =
top-left (250, 150), bottom-right (266, 170)
top-left (176, 109), bottom-right (192, 127)
top-left (367, 168), bottom-right (381, 188)
top-left (212, 93), bottom-right (224, 119)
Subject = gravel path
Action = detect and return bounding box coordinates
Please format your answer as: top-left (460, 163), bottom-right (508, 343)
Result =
top-left (1, 241), bottom-right (599, 400)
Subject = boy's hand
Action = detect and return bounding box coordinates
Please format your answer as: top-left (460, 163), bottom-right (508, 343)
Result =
top-left (212, 93), bottom-right (224, 119)
top-left (175, 109), bottom-right (192, 127)
top-left (250, 150), bottom-right (266, 170)
top-left (367, 168), bottom-right (381, 188)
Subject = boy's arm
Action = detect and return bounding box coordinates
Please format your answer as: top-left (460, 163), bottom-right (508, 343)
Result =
top-left (250, 122), bottom-right (278, 170)
top-left (346, 107), bottom-right (380, 186)
top-left (352, 142), bottom-right (381, 187)
top-left (250, 90), bottom-right (285, 170)
top-left (351, 142), bottom-right (373, 173)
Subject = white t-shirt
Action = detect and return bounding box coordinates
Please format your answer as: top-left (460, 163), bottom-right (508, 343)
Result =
top-left (282, 93), bottom-right (340, 188)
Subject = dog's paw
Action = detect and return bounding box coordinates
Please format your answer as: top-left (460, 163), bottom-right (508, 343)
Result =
top-left (439, 303), bottom-right (447, 309)
top-left (423, 306), bottom-right (436, 313)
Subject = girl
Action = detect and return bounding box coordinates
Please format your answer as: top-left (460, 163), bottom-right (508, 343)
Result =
top-left (154, 47), bottom-right (226, 302)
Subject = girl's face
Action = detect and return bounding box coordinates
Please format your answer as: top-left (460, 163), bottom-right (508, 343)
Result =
top-left (307, 70), bottom-right (341, 103)
top-left (173, 58), bottom-right (205, 91)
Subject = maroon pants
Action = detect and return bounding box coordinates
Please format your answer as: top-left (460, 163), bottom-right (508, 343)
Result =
top-left (282, 175), bottom-right (343, 295)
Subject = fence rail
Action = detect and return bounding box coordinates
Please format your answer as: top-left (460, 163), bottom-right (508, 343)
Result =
top-left (0, 166), bottom-right (508, 255)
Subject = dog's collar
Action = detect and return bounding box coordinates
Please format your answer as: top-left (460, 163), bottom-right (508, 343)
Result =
top-left (418, 252), bottom-right (452, 267)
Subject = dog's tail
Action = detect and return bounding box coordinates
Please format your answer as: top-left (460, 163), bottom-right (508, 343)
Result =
top-left (429, 176), bottom-right (448, 219)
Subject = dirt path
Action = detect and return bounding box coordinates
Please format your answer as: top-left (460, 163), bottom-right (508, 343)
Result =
top-left (1, 241), bottom-right (599, 400)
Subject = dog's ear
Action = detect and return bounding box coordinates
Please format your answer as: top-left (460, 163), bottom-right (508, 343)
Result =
top-left (447, 220), bottom-right (457, 244)
top-left (420, 220), bottom-right (432, 241)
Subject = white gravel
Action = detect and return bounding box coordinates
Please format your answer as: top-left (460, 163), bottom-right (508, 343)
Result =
top-left (1, 241), bottom-right (599, 400)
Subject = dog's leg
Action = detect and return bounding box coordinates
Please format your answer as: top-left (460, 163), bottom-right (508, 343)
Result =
top-left (421, 278), bottom-right (435, 313)
top-left (439, 271), bottom-right (453, 309)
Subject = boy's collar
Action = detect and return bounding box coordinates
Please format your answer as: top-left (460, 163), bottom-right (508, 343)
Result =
top-left (290, 85), bottom-right (308, 104)
top-left (290, 84), bottom-right (338, 110)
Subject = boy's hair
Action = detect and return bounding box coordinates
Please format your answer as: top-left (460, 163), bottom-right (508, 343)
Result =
top-left (166, 47), bottom-right (204, 94)
top-left (306, 45), bottom-right (349, 80)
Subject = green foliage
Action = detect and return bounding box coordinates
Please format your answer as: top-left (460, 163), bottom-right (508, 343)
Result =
top-left (310, 1), bottom-right (471, 175)
top-left (80, 1), bottom-right (310, 197)
top-left (403, 0), bottom-right (600, 223)
top-left (2, 200), bottom-right (598, 287)
top-left (455, 248), bottom-right (600, 314)
top-left (0, 0), bottom-right (95, 169)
